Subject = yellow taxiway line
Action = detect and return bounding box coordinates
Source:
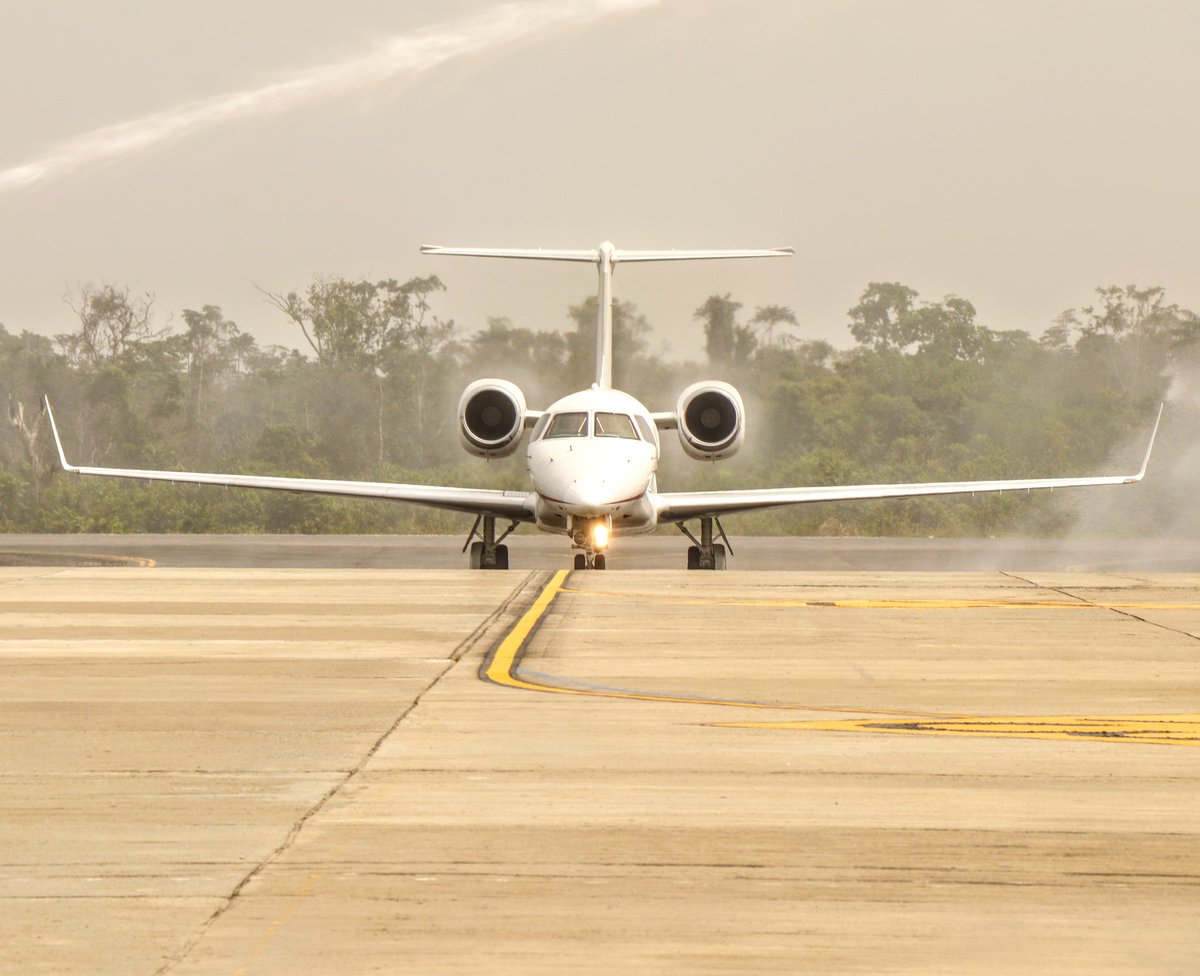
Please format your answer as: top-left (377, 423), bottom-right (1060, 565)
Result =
top-left (719, 714), bottom-right (1200, 746)
top-left (560, 585), bottom-right (1200, 611)
top-left (483, 572), bottom-right (1200, 746)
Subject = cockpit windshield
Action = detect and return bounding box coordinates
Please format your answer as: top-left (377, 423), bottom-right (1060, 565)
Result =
top-left (543, 412), bottom-right (589, 438)
top-left (594, 412), bottom-right (639, 439)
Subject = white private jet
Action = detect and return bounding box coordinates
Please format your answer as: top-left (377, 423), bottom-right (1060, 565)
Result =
top-left (46, 241), bottom-right (1160, 570)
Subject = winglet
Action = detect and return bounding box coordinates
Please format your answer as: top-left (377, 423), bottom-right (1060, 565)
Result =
top-left (1131, 402), bottom-right (1164, 482)
top-left (43, 397), bottom-right (79, 473)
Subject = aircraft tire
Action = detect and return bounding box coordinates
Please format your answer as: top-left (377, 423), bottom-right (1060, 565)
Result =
top-left (494, 544), bottom-right (509, 570)
top-left (686, 545), bottom-right (701, 570)
top-left (713, 544), bottom-right (727, 570)
top-left (469, 541), bottom-right (484, 569)
top-left (574, 553), bottom-right (587, 570)
top-left (594, 553), bottom-right (606, 570)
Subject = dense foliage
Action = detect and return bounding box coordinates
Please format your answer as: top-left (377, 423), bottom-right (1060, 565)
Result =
top-left (2, 277), bottom-right (1195, 537)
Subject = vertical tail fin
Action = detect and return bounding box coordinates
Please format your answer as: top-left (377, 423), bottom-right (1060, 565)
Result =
top-left (421, 242), bottom-right (793, 389)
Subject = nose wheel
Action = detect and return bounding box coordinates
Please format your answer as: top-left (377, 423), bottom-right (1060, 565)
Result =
top-left (680, 517), bottom-right (732, 570)
top-left (573, 552), bottom-right (607, 570)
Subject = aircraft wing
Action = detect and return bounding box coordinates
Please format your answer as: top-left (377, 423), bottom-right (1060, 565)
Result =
top-left (656, 407), bottom-right (1162, 523)
top-left (44, 400), bottom-right (536, 522)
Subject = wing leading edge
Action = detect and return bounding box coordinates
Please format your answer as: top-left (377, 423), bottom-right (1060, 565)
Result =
top-left (655, 406), bottom-right (1163, 523)
top-left (44, 399), bottom-right (536, 522)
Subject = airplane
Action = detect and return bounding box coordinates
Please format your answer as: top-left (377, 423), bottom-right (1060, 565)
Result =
top-left (45, 241), bottom-right (1161, 571)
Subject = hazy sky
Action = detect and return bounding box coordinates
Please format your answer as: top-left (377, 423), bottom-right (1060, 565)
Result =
top-left (2, 0), bottom-right (1198, 360)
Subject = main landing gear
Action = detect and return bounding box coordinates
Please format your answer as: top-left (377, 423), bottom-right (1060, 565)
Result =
top-left (464, 515), bottom-right (518, 570)
top-left (679, 516), bottom-right (732, 570)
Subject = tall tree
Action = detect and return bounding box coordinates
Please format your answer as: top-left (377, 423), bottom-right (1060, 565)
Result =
top-left (751, 304), bottom-right (798, 346)
top-left (695, 294), bottom-right (755, 367)
top-left (179, 305), bottom-right (241, 435)
top-left (565, 297), bottom-right (654, 392)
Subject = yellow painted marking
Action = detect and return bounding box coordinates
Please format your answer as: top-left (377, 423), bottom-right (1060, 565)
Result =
top-left (0, 549), bottom-right (156, 567)
top-left (717, 714), bottom-right (1200, 747)
top-left (483, 571), bottom-right (959, 717)
top-left (488, 574), bottom-right (1200, 747)
top-left (232, 824), bottom-right (363, 975)
top-left (560, 586), bottom-right (1200, 611)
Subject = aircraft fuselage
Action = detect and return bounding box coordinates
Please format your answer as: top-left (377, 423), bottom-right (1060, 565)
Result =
top-left (526, 386), bottom-right (660, 545)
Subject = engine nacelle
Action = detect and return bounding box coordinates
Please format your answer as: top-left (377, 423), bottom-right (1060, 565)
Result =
top-left (458, 379), bottom-right (527, 458)
top-left (675, 381), bottom-right (745, 460)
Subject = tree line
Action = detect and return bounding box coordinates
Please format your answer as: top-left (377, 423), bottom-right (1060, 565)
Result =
top-left (2, 273), bottom-right (1195, 536)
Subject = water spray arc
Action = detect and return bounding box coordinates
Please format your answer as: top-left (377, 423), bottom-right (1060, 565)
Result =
top-left (0, 0), bottom-right (659, 197)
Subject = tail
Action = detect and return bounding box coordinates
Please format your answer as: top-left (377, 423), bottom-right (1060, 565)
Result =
top-left (422, 241), bottom-right (793, 389)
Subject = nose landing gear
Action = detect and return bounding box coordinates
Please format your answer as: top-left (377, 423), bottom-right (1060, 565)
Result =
top-left (570, 515), bottom-right (610, 570)
top-left (573, 551), bottom-right (607, 570)
top-left (679, 517), bottom-right (732, 570)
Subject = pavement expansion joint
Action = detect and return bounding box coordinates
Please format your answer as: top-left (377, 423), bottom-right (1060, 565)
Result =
top-left (154, 571), bottom-right (542, 975)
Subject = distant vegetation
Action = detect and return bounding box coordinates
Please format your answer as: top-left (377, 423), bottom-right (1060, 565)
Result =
top-left (2, 275), bottom-right (1195, 537)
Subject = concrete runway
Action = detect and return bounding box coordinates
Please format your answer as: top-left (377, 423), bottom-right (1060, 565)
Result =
top-left (1, 554), bottom-right (1198, 973)
top-left (3, 532), bottom-right (1200, 571)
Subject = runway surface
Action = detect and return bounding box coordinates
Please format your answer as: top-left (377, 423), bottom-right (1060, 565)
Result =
top-left (3, 532), bottom-right (1200, 571)
top-left (2, 556), bottom-right (1198, 973)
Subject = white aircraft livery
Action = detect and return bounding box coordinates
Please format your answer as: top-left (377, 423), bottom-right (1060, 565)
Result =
top-left (46, 241), bottom-right (1161, 570)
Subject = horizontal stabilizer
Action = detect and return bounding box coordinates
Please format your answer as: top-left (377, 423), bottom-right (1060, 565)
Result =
top-left (420, 246), bottom-right (599, 262)
top-left (613, 248), bottom-right (793, 263)
top-left (421, 244), bottom-right (794, 264)
top-left (422, 239), bottom-right (793, 390)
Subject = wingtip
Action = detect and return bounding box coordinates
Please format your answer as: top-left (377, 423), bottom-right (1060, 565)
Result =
top-left (43, 397), bottom-right (77, 473)
top-left (1134, 402), bottom-right (1164, 480)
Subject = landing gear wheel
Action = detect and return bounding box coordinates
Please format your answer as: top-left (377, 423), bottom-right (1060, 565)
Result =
top-left (464, 514), bottom-right (519, 569)
top-left (593, 553), bottom-right (606, 570)
top-left (469, 540), bottom-right (508, 569)
top-left (712, 544), bottom-right (727, 571)
top-left (574, 553), bottom-right (587, 570)
top-left (687, 545), bottom-right (701, 570)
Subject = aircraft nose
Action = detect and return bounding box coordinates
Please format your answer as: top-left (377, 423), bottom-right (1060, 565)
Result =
top-left (563, 473), bottom-right (643, 512)
top-left (563, 478), bottom-right (611, 508)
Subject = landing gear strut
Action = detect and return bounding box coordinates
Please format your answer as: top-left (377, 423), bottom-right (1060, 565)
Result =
top-left (679, 517), bottom-right (731, 570)
top-left (463, 515), bottom-right (517, 570)
top-left (570, 515), bottom-right (610, 570)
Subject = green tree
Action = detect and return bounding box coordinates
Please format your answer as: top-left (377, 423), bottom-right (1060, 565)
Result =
top-left (750, 304), bottom-right (798, 346)
top-left (179, 305), bottom-right (243, 441)
top-left (695, 293), bottom-right (756, 368)
top-left (57, 285), bottom-right (162, 369)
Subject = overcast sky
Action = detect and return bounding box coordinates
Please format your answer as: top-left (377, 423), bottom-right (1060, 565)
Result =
top-left (2, 0), bottom-right (1197, 360)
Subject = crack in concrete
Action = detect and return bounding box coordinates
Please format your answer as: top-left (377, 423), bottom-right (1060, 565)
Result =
top-left (1002, 571), bottom-right (1200, 644)
top-left (153, 570), bottom-right (546, 976)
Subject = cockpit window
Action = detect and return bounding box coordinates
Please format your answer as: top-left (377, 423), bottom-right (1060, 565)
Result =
top-left (634, 415), bottom-right (657, 446)
top-left (544, 412), bottom-right (589, 438)
top-left (595, 412), bottom-right (639, 439)
top-left (530, 413), bottom-right (551, 440)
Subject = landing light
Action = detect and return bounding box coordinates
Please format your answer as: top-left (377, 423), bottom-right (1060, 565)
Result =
top-left (593, 523), bottom-right (609, 550)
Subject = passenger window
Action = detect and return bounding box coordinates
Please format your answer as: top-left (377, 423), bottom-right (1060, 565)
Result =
top-left (595, 412), bottom-right (639, 439)
top-left (544, 412), bottom-right (589, 438)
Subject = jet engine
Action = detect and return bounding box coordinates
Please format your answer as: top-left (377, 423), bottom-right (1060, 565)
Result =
top-left (675, 381), bottom-right (745, 460)
top-left (458, 379), bottom-right (527, 458)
